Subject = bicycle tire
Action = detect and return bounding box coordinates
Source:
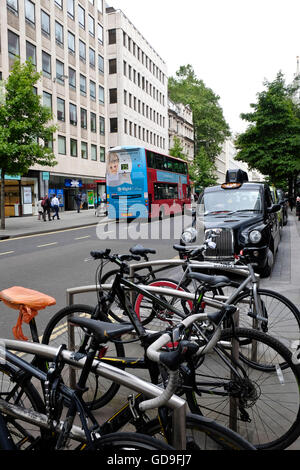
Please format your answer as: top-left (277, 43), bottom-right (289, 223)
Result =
top-left (134, 278), bottom-right (193, 330)
top-left (186, 327), bottom-right (300, 450)
top-left (141, 413), bottom-right (255, 450)
top-left (85, 431), bottom-right (174, 451)
top-left (42, 304), bottom-right (126, 410)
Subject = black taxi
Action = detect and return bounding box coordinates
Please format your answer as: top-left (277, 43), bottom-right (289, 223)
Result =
top-left (181, 169), bottom-right (281, 277)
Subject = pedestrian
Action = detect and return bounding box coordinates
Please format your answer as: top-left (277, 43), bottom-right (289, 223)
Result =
top-left (37, 199), bottom-right (43, 220)
top-left (51, 194), bottom-right (60, 220)
top-left (41, 194), bottom-right (51, 221)
top-left (74, 193), bottom-right (82, 213)
top-left (296, 196), bottom-right (300, 221)
top-left (102, 192), bottom-right (106, 203)
top-left (289, 196), bottom-right (295, 212)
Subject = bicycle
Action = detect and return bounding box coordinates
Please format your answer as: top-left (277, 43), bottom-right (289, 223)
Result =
top-left (42, 249), bottom-right (300, 450)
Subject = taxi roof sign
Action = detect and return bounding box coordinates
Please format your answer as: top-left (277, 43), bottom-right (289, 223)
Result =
top-left (225, 169), bottom-right (248, 184)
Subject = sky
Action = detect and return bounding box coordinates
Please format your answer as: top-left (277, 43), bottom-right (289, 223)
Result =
top-left (107, 0), bottom-right (300, 135)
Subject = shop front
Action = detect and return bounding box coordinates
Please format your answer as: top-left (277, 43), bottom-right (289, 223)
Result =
top-left (0, 171), bottom-right (39, 217)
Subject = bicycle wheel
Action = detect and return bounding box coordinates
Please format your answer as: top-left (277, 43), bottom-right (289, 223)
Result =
top-left (142, 413), bottom-right (255, 450)
top-left (86, 431), bottom-right (174, 451)
top-left (0, 362), bottom-right (53, 450)
top-left (42, 304), bottom-right (126, 410)
top-left (134, 278), bottom-right (193, 331)
top-left (186, 327), bottom-right (300, 450)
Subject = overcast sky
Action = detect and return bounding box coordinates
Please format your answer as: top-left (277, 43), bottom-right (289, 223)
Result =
top-left (107, 0), bottom-right (300, 135)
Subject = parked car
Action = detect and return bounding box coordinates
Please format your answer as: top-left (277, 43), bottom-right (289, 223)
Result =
top-left (276, 188), bottom-right (288, 226)
top-left (180, 169), bottom-right (281, 277)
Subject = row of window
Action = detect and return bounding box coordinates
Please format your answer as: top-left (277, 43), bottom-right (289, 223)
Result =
top-left (107, 28), bottom-right (165, 86)
top-left (57, 136), bottom-right (105, 161)
top-left (7, 0), bottom-right (103, 19)
top-left (123, 60), bottom-right (165, 106)
top-left (123, 89), bottom-right (166, 129)
top-left (124, 119), bottom-right (166, 151)
top-left (146, 151), bottom-right (188, 175)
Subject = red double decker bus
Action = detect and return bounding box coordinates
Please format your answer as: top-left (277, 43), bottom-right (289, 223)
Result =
top-left (106, 146), bottom-right (191, 219)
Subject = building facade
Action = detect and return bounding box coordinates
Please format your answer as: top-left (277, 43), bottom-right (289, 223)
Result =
top-left (1, 0), bottom-right (106, 216)
top-left (168, 99), bottom-right (194, 162)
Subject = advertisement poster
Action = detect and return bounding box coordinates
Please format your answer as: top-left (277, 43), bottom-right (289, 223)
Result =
top-left (22, 186), bottom-right (32, 204)
top-left (106, 150), bottom-right (146, 193)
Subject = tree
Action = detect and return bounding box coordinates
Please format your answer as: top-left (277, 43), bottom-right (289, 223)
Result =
top-left (169, 135), bottom-right (188, 161)
top-left (0, 59), bottom-right (57, 229)
top-left (234, 72), bottom-right (300, 197)
top-left (189, 148), bottom-right (218, 191)
top-left (168, 65), bottom-right (230, 162)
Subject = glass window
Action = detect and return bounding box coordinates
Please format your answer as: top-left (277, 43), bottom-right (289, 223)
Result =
top-left (108, 29), bottom-right (116, 44)
top-left (89, 47), bottom-right (95, 67)
top-left (100, 146), bottom-right (105, 162)
top-left (109, 88), bottom-right (117, 104)
top-left (70, 138), bottom-right (77, 157)
top-left (98, 85), bottom-right (104, 104)
top-left (80, 108), bottom-right (87, 129)
top-left (58, 135), bottom-right (66, 154)
top-left (97, 23), bottom-right (103, 44)
top-left (43, 91), bottom-right (52, 111)
top-left (99, 116), bottom-right (105, 135)
top-left (81, 142), bottom-right (88, 159)
top-left (98, 54), bottom-right (104, 73)
top-left (78, 5), bottom-right (85, 28)
top-left (42, 51), bottom-right (51, 77)
top-left (91, 144), bottom-right (97, 161)
top-left (88, 15), bottom-right (95, 36)
top-left (8, 30), bottom-right (19, 58)
top-left (55, 21), bottom-right (64, 45)
top-left (57, 97), bottom-right (65, 121)
top-left (68, 67), bottom-right (76, 89)
top-left (69, 103), bottom-right (77, 126)
top-left (90, 80), bottom-right (96, 100)
top-left (41, 10), bottom-right (50, 36)
top-left (67, 0), bottom-right (74, 18)
top-left (55, 0), bottom-right (63, 8)
top-left (109, 59), bottom-right (117, 74)
top-left (90, 112), bottom-right (96, 132)
top-left (25, 0), bottom-right (35, 24)
top-left (110, 118), bottom-right (118, 133)
top-left (79, 40), bottom-right (86, 61)
top-left (7, 0), bottom-right (18, 14)
top-left (56, 60), bottom-right (65, 84)
top-left (89, 0), bottom-right (94, 4)
top-left (68, 31), bottom-right (75, 53)
top-left (26, 41), bottom-right (36, 65)
top-left (97, 0), bottom-right (102, 13)
top-left (80, 74), bottom-right (86, 95)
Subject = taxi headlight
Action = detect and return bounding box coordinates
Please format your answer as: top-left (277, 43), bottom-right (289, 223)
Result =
top-left (249, 230), bottom-right (262, 243)
top-left (181, 227), bottom-right (197, 244)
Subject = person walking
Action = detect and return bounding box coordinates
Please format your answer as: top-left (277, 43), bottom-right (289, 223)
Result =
top-left (41, 194), bottom-right (51, 221)
top-left (289, 196), bottom-right (295, 212)
top-left (37, 199), bottom-right (43, 220)
top-left (296, 196), bottom-right (300, 221)
top-left (74, 193), bottom-right (82, 213)
top-left (51, 194), bottom-right (60, 220)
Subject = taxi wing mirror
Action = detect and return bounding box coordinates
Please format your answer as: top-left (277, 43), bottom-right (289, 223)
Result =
top-left (267, 203), bottom-right (281, 213)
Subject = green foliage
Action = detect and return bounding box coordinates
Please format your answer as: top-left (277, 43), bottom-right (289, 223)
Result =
top-left (169, 136), bottom-right (188, 160)
top-left (168, 65), bottom-right (230, 162)
top-left (189, 148), bottom-right (218, 190)
top-left (235, 72), bottom-right (300, 189)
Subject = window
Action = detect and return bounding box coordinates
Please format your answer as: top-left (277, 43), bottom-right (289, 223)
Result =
top-left (98, 85), bottom-right (104, 104)
top-left (55, 0), bottom-right (63, 9)
top-left (25, 0), bottom-right (35, 25)
top-left (43, 91), bottom-right (52, 111)
top-left (69, 103), bottom-right (77, 125)
top-left (98, 54), bottom-right (104, 73)
top-left (109, 59), bottom-right (117, 74)
top-left (78, 5), bottom-right (85, 29)
top-left (80, 74), bottom-right (86, 95)
top-left (67, 0), bottom-right (74, 18)
top-left (79, 40), bottom-right (86, 61)
top-left (7, 0), bottom-right (18, 14)
top-left (91, 144), bottom-right (97, 161)
top-left (68, 67), bottom-right (76, 89)
top-left (80, 108), bottom-right (87, 128)
top-left (68, 31), bottom-right (75, 53)
top-left (108, 29), bottom-right (116, 44)
top-left (42, 51), bottom-right (51, 78)
top-left (100, 147), bottom-right (105, 162)
top-left (97, 23), bottom-right (103, 44)
top-left (26, 41), bottom-right (36, 66)
top-left (81, 142), bottom-right (88, 159)
top-left (41, 10), bottom-right (50, 37)
top-left (8, 30), bottom-right (19, 58)
top-left (99, 116), bottom-right (105, 135)
top-left (57, 97), bottom-right (65, 121)
top-left (55, 21), bottom-right (64, 46)
top-left (88, 15), bottom-right (95, 36)
top-left (110, 118), bottom-right (118, 133)
top-left (109, 88), bottom-right (117, 104)
top-left (89, 47), bottom-right (95, 68)
top-left (56, 60), bottom-right (65, 84)
top-left (154, 183), bottom-right (178, 200)
top-left (70, 138), bottom-right (77, 157)
top-left (89, 0), bottom-right (94, 4)
top-left (58, 135), bottom-right (66, 154)
top-left (90, 80), bottom-right (96, 100)
top-left (90, 112), bottom-right (96, 132)
top-left (97, 0), bottom-right (103, 13)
